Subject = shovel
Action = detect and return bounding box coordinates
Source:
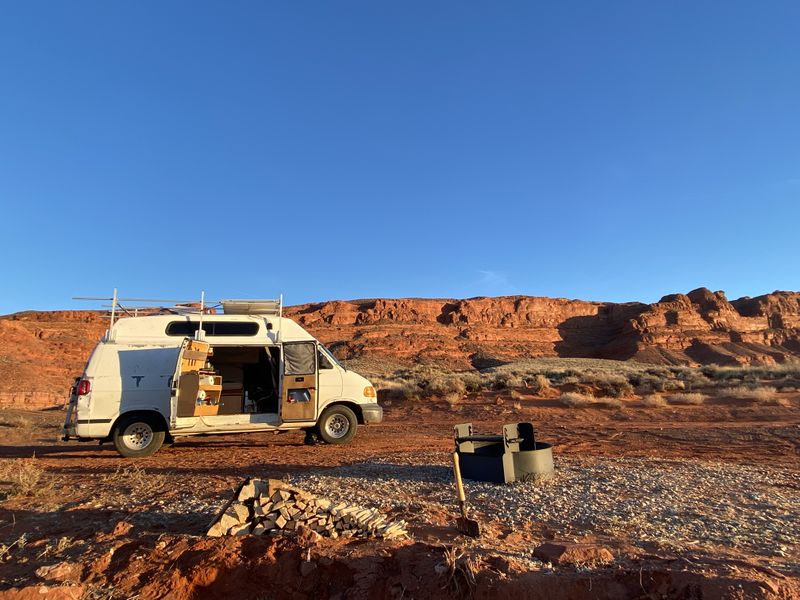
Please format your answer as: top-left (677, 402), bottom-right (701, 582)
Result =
top-left (452, 451), bottom-right (481, 537)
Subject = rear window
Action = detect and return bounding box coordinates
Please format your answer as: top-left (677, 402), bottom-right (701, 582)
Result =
top-left (165, 321), bottom-right (260, 337)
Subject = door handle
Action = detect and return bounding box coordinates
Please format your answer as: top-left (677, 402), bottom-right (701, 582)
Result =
top-left (295, 376), bottom-right (305, 382)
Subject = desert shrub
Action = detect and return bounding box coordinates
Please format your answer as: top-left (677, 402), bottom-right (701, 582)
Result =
top-left (0, 456), bottom-right (51, 498)
top-left (666, 392), bottom-right (706, 405)
top-left (398, 383), bottom-right (420, 401)
top-left (678, 370), bottom-right (712, 390)
top-left (443, 393), bottom-right (464, 407)
top-left (772, 379), bottom-right (800, 391)
top-left (580, 373), bottom-right (634, 398)
top-left (726, 386), bottom-right (778, 402)
top-left (0, 414), bottom-right (32, 428)
top-left (378, 381), bottom-right (418, 401)
top-left (492, 372), bottom-right (525, 390)
top-left (761, 396), bottom-right (791, 407)
top-left (427, 376), bottom-right (467, 396)
top-left (459, 373), bottom-right (484, 392)
top-left (597, 397), bottom-right (624, 409)
top-left (636, 374), bottom-right (685, 393)
top-left (529, 374), bottom-right (551, 393)
top-left (641, 394), bottom-right (667, 407)
top-left (702, 363), bottom-right (800, 383)
top-left (559, 392), bottom-right (595, 408)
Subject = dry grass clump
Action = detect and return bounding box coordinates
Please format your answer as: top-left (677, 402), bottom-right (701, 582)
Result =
top-left (641, 394), bottom-right (667, 407)
top-left (0, 414), bottom-right (33, 428)
top-left (702, 363), bottom-right (800, 382)
top-left (427, 376), bottom-right (467, 397)
top-left (559, 392), bottom-right (623, 409)
top-left (633, 373), bottom-right (686, 393)
top-left (491, 371), bottom-right (525, 389)
top-left (666, 392), bottom-right (706, 405)
top-left (580, 372), bottom-right (634, 398)
top-left (596, 397), bottom-right (624, 409)
top-left (726, 386), bottom-right (777, 402)
top-left (442, 546), bottom-right (477, 598)
top-left (105, 464), bottom-right (168, 495)
top-left (443, 393), bottom-right (464, 407)
top-left (559, 392), bottom-right (595, 407)
top-left (530, 374), bottom-right (551, 392)
top-left (0, 455), bottom-right (52, 498)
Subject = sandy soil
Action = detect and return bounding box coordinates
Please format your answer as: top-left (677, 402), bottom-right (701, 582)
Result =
top-left (0, 393), bottom-right (798, 599)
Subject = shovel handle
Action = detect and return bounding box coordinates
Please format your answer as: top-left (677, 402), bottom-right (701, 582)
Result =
top-left (452, 452), bottom-right (466, 503)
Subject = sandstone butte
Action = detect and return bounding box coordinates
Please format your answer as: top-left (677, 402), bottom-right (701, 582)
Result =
top-left (1, 287), bottom-right (798, 408)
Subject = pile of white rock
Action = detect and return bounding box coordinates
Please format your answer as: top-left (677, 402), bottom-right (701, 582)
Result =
top-left (207, 478), bottom-right (409, 541)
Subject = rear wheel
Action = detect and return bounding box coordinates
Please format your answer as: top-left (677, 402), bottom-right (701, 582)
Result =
top-left (113, 414), bottom-right (165, 458)
top-left (317, 405), bottom-right (358, 445)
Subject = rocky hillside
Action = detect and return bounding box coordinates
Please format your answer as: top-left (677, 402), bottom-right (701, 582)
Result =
top-left (1, 288), bottom-right (799, 406)
top-left (286, 288), bottom-right (800, 368)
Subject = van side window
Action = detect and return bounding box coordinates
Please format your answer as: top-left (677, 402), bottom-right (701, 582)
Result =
top-left (318, 350), bottom-right (333, 370)
top-left (165, 321), bottom-right (260, 336)
top-left (284, 342), bottom-right (316, 375)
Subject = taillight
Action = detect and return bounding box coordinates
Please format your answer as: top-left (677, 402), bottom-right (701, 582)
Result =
top-left (77, 380), bottom-right (91, 396)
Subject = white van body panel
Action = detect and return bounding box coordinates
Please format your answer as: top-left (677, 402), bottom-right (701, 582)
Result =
top-left (69, 314), bottom-right (380, 441)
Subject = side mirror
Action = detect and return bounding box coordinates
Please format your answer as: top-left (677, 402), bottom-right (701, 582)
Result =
top-left (266, 322), bottom-right (273, 331)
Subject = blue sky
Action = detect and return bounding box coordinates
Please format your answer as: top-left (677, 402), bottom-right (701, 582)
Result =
top-left (1, 1), bottom-right (798, 314)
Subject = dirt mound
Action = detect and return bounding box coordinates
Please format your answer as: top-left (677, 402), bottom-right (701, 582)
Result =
top-left (1, 288), bottom-right (799, 407)
top-left (2, 533), bottom-right (796, 600)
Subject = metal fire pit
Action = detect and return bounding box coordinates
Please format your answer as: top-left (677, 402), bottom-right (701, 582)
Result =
top-left (453, 422), bottom-right (554, 484)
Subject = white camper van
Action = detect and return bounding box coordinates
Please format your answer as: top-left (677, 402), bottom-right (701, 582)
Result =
top-left (62, 298), bottom-right (382, 458)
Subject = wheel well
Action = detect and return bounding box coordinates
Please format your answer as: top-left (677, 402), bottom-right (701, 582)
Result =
top-left (324, 401), bottom-right (364, 424)
top-left (111, 410), bottom-right (169, 435)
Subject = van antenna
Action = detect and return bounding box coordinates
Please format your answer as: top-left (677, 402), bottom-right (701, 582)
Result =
top-left (196, 290), bottom-right (205, 340)
top-left (110, 287), bottom-right (118, 329)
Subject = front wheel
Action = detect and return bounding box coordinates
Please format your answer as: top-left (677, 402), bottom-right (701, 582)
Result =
top-left (113, 414), bottom-right (165, 458)
top-left (317, 405), bottom-right (358, 445)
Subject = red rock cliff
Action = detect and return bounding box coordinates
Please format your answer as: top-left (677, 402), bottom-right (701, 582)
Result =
top-left (1, 289), bottom-right (798, 406)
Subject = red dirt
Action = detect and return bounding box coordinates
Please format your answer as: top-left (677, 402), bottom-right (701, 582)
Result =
top-left (1, 396), bottom-right (799, 599)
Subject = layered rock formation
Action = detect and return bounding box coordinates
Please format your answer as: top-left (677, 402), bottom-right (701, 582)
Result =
top-left (285, 289), bottom-right (800, 369)
top-left (1, 289), bottom-right (798, 406)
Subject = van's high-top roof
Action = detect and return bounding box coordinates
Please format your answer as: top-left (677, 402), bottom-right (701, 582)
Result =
top-left (107, 314), bottom-right (315, 344)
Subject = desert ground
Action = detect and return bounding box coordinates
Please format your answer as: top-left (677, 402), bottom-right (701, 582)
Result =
top-left (1, 359), bottom-right (798, 599)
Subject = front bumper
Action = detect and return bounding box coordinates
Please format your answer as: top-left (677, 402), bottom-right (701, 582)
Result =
top-left (361, 403), bottom-right (383, 424)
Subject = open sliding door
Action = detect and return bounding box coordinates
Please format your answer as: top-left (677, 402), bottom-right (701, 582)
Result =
top-left (170, 338), bottom-right (221, 427)
top-left (281, 342), bottom-right (318, 422)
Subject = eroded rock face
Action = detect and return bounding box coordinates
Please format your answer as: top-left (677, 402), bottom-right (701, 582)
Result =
top-left (287, 288), bottom-right (800, 369)
top-left (1, 289), bottom-right (799, 407)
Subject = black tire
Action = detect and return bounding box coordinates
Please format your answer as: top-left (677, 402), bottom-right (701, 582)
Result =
top-left (112, 414), bottom-right (166, 458)
top-left (316, 405), bottom-right (358, 445)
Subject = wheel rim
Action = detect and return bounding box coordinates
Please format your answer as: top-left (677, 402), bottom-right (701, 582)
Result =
top-left (122, 422), bottom-right (154, 450)
top-left (325, 414), bottom-right (350, 439)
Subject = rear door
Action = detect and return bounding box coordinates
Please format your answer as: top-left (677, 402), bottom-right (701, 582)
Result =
top-left (169, 338), bottom-right (215, 427)
top-left (280, 342), bottom-right (318, 422)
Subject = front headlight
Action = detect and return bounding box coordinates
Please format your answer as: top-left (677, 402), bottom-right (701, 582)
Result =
top-left (363, 386), bottom-right (376, 398)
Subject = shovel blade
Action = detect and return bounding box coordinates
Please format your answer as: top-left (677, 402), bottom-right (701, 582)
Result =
top-left (456, 516), bottom-right (481, 538)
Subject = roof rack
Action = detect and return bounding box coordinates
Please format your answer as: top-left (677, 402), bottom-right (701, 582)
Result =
top-left (74, 289), bottom-right (283, 331)
top-left (220, 298), bottom-right (283, 316)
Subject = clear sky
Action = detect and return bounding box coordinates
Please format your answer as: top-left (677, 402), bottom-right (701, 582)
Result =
top-left (1, 2), bottom-right (798, 314)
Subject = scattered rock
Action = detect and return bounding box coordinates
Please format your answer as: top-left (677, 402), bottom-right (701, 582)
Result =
top-left (207, 478), bottom-right (409, 541)
top-left (34, 562), bottom-right (81, 583)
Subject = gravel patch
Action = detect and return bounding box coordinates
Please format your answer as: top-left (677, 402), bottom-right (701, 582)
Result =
top-left (292, 453), bottom-right (799, 567)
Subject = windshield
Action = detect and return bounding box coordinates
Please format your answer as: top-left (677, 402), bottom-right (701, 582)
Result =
top-left (319, 344), bottom-right (345, 370)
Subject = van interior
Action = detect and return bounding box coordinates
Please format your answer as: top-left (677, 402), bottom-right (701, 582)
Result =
top-left (207, 346), bottom-right (281, 414)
